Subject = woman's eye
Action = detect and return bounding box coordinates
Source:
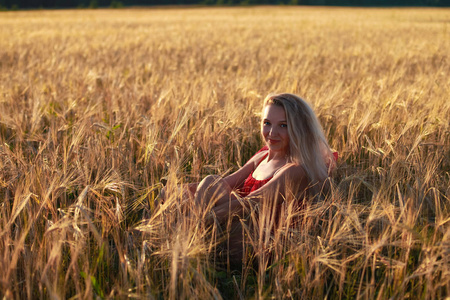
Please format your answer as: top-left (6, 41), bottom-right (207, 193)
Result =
top-left (280, 124), bottom-right (287, 128)
top-left (263, 121), bottom-right (271, 126)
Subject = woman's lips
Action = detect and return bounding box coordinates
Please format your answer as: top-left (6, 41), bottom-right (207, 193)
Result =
top-left (268, 139), bottom-right (280, 144)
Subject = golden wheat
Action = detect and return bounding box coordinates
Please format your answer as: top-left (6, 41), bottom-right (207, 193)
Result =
top-left (0, 6), bottom-right (449, 299)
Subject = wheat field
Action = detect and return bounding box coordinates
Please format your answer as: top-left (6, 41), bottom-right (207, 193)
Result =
top-left (0, 6), bottom-right (449, 299)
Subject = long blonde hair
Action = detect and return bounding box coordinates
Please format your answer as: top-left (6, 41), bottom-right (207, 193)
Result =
top-left (264, 93), bottom-right (333, 184)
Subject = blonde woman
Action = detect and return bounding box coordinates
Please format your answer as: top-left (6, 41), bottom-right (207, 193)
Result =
top-left (161, 93), bottom-right (337, 223)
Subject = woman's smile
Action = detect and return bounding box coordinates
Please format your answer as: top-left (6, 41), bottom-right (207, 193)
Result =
top-left (268, 138), bottom-right (280, 144)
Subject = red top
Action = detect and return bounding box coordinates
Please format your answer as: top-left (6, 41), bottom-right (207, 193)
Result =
top-left (238, 146), bottom-right (338, 198)
top-left (332, 151), bottom-right (338, 161)
top-left (239, 153), bottom-right (271, 197)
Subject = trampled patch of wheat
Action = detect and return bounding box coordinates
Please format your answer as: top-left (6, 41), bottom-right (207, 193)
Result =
top-left (0, 7), bottom-right (449, 299)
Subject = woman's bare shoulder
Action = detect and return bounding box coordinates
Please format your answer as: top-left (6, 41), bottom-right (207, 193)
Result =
top-left (245, 149), bottom-right (268, 167)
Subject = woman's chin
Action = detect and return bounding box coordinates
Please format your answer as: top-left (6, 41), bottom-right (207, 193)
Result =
top-left (266, 143), bottom-right (287, 153)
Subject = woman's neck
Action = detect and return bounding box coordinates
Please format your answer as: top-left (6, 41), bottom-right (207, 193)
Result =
top-left (267, 149), bottom-right (288, 162)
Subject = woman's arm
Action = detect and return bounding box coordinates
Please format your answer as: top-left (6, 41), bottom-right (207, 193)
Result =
top-left (246, 163), bottom-right (309, 200)
top-left (210, 163), bottom-right (309, 224)
top-left (222, 150), bottom-right (267, 189)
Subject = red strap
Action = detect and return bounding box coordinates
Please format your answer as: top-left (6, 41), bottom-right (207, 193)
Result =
top-left (256, 145), bottom-right (269, 154)
top-left (332, 151), bottom-right (338, 161)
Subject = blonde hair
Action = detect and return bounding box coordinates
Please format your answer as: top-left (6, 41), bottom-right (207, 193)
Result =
top-left (263, 93), bottom-right (333, 184)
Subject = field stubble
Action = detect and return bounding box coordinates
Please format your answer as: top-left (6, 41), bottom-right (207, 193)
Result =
top-left (0, 6), bottom-right (449, 299)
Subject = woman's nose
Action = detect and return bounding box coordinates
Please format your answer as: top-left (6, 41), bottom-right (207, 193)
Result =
top-left (269, 126), bottom-right (278, 136)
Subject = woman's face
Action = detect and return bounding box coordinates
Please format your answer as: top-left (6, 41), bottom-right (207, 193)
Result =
top-left (261, 104), bottom-right (290, 155)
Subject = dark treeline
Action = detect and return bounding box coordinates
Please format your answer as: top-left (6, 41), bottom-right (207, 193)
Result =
top-left (0, 0), bottom-right (448, 10)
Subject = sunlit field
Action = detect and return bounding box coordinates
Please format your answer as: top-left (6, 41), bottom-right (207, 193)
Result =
top-left (0, 6), bottom-right (449, 299)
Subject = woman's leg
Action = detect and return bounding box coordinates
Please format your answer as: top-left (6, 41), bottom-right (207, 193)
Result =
top-left (194, 175), bottom-right (232, 208)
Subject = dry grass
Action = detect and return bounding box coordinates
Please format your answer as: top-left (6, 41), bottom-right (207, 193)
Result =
top-left (0, 6), bottom-right (449, 299)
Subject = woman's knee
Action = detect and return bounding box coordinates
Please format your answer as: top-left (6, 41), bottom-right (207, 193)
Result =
top-left (197, 175), bottom-right (222, 190)
top-left (195, 175), bottom-right (230, 206)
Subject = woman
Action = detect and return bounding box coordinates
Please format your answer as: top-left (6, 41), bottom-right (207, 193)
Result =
top-left (162, 93), bottom-right (337, 225)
